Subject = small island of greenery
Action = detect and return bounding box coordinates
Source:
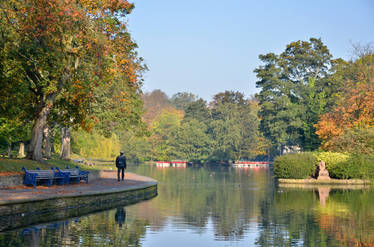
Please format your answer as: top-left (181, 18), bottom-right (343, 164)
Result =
top-left (274, 152), bottom-right (374, 183)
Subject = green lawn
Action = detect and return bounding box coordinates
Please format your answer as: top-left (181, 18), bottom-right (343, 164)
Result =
top-left (0, 158), bottom-right (116, 173)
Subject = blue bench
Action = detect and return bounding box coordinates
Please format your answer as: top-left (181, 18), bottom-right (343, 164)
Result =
top-left (56, 166), bottom-right (89, 184)
top-left (22, 167), bottom-right (67, 188)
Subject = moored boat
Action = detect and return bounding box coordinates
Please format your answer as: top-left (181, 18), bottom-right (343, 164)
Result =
top-left (232, 161), bottom-right (271, 168)
top-left (155, 161), bottom-right (190, 167)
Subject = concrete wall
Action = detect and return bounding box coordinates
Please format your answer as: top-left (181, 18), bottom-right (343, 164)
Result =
top-left (0, 174), bottom-right (24, 189)
top-left (0, 184), bottom-right (157, 231)
top-left (88, 170), bottom-right (101, 181)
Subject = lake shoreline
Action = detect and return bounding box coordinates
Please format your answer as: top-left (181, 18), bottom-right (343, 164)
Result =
top-left (0, 171), bottom-right (158, 231)
top-left (277, 178), bottom-right (371, 185)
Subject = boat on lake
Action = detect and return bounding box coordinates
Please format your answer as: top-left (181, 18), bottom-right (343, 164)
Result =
top-left (155, 161), bottom-right (190, 168)
top-left (155, 161), bottom-right (171, 167)
top-left (232, 161), bottom-right (271, 168)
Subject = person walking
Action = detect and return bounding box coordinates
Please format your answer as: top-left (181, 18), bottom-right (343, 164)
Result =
top-left (116, 150), bottom-right (127, 181)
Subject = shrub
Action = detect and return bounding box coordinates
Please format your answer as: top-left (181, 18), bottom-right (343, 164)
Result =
top-left (328, 154), bottom-right (374, 179)
top-left (313, 152), bottom-right (350, 171)
top-left (274, 152), bottom-right (317, 179)
top-left (313, 152), bottom-right (374, 179)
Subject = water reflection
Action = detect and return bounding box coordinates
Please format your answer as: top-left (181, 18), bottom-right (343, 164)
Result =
top-left (115, 207), bottom-right (126, 229)
top-left (257, 186), bottom-right (374, 247)
top-left (1, 165), bottom-right (374, 246)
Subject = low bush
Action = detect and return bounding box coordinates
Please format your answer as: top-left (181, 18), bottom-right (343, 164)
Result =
top-left (275, 151), bottom-right (374, 180)
top-left (328, 154), bottom-right (374, 179)
top-left (313, 152), bottom-right (350, 171)
top-left (274, 152), bottom-right (317, 179)
top-left (313, 152), bottom-right (374, 179)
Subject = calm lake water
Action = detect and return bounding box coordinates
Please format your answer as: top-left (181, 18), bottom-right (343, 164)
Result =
top-left (1, 165), bottom-right (374, 246)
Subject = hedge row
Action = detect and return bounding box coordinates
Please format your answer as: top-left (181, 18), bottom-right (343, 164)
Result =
top-left (274, 152), bottom-right (374, 179)
top-left (273, 152), bottom-right (317, 179)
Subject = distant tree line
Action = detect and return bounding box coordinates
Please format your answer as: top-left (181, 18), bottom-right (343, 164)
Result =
top-left (1, 10), bottom-right (372, 166)
top-left (120, 90), bottom-right (269, 164)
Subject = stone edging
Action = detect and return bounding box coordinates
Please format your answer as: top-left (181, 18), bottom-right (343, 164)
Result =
top-left (0, 171), bottom-right (158, 231)
top-left (0, 174), bottom-right (24, 189)
top-left (0, 184), bottom-right (157, 231)
top-left (277, 178), bottom-right (371, 185)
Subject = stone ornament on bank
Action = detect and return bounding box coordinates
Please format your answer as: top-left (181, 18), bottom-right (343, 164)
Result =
top-left (317, 161), bottom-right (330, 180)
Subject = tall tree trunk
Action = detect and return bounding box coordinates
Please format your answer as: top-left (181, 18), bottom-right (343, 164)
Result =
top-left (51, 139), bottom-right (56, 154)
top-left (43, 124), bottom-right (52, 159)
top-left (27, 105), bottom-right (50, 161)
top-left (7, 143), bottom-right (11, 158)
top-left (18, 142), bottom-right (25, 158)
top-left (60, 127), bottom-right (71, 160)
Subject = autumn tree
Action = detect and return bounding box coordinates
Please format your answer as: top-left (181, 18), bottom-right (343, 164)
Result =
top-left (315, 52), bottom-right (374, 151)
top-left (0, 0), bottom-right (143, 161)
top-left (142, 90), bottom-right (171, 124)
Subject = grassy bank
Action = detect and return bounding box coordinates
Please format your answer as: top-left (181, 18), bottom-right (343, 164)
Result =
top-left (0, 158), bottom-right (116, 173)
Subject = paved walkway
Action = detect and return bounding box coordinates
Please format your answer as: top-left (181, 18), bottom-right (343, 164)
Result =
top-left (0, 172), bottom-right (157, 205)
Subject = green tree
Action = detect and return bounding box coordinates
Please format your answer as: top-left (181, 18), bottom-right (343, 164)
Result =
top-left (170, 92), bottom-right (198, 111)
top-left (149, 107), bottom-right (184, 160)
top-left (71, 130), bottom-right (121, 159)
top-left (184, 99), bottom-right (211, 123)
top-left (0, 118), bottom-right (28, 157)
top-left (169, 119), bottom-right (212, 163)
top-left (119, 129), bottom-right (151, 163)
top-left (209, 91), bottom-right (259, 162)
top-left (255, 38), bottom-right (334, 153)
top-left (91, 78), bottom-right (146, 138)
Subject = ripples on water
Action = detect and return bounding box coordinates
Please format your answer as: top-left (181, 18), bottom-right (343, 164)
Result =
top-left (1, 165), bottom-right (374, 246)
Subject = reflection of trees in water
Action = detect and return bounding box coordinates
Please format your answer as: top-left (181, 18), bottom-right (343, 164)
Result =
top-left (255, 188), bottom-right (374, 246)
top-left (317, 190), bottom-right (374, 247)
top-left (0, 219), bottom-right (74, 246)
top-left (2, 208), bottom-right (149, 246)
top-left (4, 166), bottom-right (374, 246)
top-left (68, 210), bottom-right (148, 246)
top-left (130, 165), bottom-right (273, 240)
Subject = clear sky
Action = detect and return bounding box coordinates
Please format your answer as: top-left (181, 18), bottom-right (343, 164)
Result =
top-left (128, 0), bottom-right (374, 101)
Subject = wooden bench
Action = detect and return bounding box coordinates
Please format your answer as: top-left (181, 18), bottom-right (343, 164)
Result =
top-left (22, 167), bottom-right (67, 188)
top-left (56, 166), bottom-right (89, 184)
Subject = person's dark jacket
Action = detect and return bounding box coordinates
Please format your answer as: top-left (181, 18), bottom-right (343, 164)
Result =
top-left (116, 155), bottom-right (127, 168)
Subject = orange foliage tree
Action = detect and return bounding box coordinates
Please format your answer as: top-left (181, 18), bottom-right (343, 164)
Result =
top-left (0, 0), bottom-right (143, 160)
top-left (315, 53), bottom-right (374, 150)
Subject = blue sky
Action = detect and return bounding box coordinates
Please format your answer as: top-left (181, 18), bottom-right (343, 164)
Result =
top-left (128, 0), bottom-right (374, 101)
